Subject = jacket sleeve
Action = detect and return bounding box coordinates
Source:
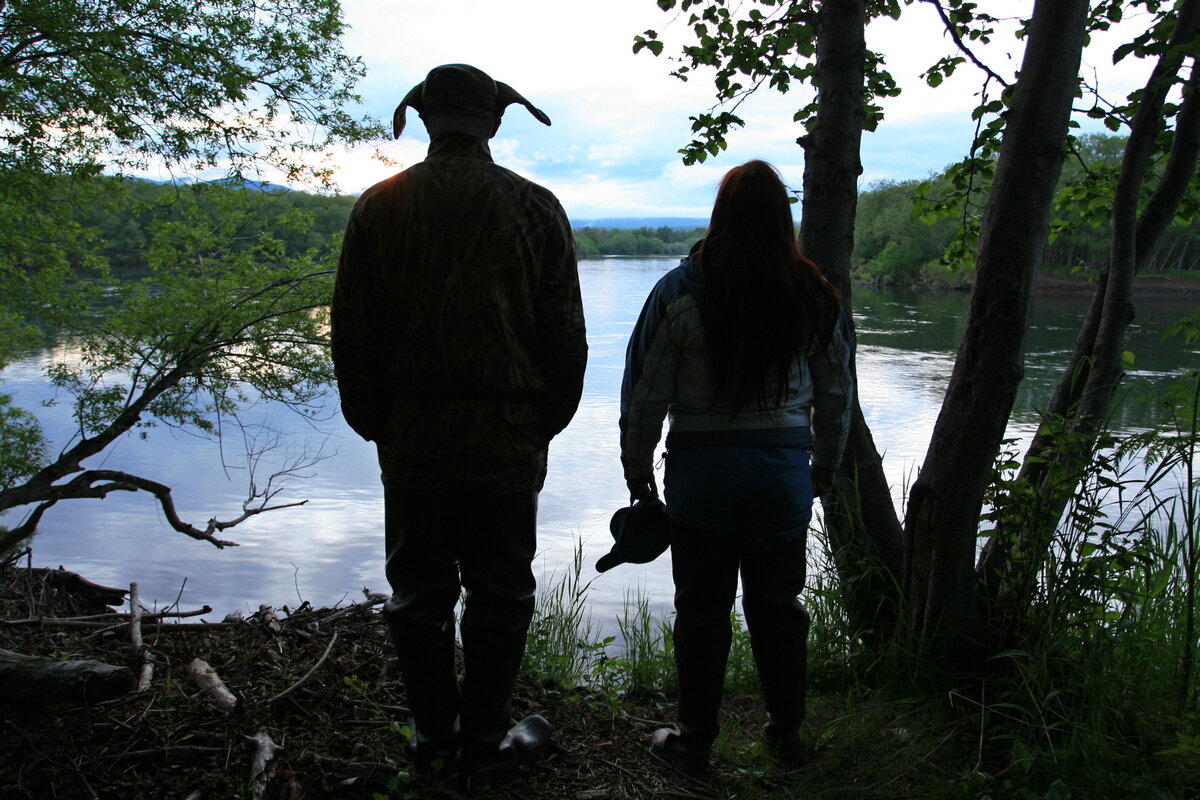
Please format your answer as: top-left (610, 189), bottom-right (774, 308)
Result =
top-left (808, 310), bottom-right (855, 471)
top-left (620, 275), bottom-right (680, 482)
top-left (330, 200), bottom-right (386, 442)
top-left (534, 202), bottom-right (588, 440)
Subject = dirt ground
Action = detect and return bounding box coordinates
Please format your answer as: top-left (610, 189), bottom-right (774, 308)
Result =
top-left (0, 557), bottom-right (980, 800)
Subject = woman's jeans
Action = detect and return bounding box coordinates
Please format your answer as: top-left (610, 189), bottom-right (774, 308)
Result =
top-left (669, 519), bottom-right (810, 743)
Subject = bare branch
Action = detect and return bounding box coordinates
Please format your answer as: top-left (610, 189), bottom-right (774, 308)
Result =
top-left (67, 470), bottom-right (242, 546)
top-left (921, 0), bottom-right (1010, 89)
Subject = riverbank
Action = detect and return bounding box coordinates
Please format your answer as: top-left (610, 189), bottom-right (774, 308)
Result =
top-left (858, 270), bottom-right (1200, 300)
top-left (1035, 270), bottom-right (1200, 300)
top-left (0, 558), bottom-right (985, 799)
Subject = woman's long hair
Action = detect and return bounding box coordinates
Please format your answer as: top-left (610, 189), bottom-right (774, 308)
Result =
top-left (696, 160), bottom-right (840, 413)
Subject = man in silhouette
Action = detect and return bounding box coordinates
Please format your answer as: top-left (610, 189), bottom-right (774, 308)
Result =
top-left (331, 63), bottom-right (586, 776)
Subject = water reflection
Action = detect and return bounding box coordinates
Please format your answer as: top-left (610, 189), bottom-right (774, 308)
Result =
top-left (1, 259), bottom-right (1195, 630)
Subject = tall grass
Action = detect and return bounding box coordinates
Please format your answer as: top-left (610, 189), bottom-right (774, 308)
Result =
top-left (976, 359), bottom-right (1200, 796)
top-left (521, 543), bottom-right (781, 698)
top-left (521, 540), bottom-right (599, 688)
top-left (607, 590), bottom-right (675, 694)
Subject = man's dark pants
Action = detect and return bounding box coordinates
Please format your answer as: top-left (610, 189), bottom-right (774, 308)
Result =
top-left (382, 485), bottom-right (538, 762)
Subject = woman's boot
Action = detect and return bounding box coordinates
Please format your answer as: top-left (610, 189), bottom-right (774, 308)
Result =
top-left (742, 540), bottom-right (810, 767)
top-left (664, 525), bottom-right (738, 777)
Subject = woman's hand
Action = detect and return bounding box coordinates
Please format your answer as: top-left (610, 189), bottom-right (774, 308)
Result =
top-left (626, 475), bottom-right (658, 503)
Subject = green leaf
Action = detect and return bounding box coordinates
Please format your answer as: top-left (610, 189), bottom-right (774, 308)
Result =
top-left (1113, 41), bottom-right (1136, 64)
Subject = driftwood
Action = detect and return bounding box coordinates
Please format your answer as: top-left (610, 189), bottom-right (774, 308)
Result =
top-left (29, 567), bottom-right (127, 608)
top-left (137, 658), bottom-right (155, 693)
top-left (188, 657), bottom-right (238, 714)
top-left (2, 605), bottom-right (214, 628)
top-left (0, 648), bottom-right (134, 704)
top-left (130, 582), bottom-right (145, 650)
top-left (257, 605), bottom-right (283, 635)
top-left (246, 728), bottom-right (282, 800)
top-left (130, 582), bottom-right (156, 692)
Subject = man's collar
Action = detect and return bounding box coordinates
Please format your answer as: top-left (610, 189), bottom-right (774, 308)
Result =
top-left (426, 134), bottom-right (493, 161)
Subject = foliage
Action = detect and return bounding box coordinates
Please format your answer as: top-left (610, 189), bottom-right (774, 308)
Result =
top-left (44, 180), bottom-right (703, 265)
top-left (0, 393), bottom-right (44, 489)
top-left (65, 186), bottom-right (335, 428)
top-left (519, 539), bottom-right (768, 700)
top-left (853, 135), bottom-right (1200, 286)
top-left (574, 225), bottom-right (705, 257)
top-left (0, 0), bottom-right (374, 184)
top-left (0, 0), bottom-right (381, 369)
top-left (607, 591), bottom-right (676, 695)
top-left (972, 397), bottom-right (1200, 796)
top-left (60, 176), bottom-right (359, 274)
top-left (0, 0), bottom-right (378, 545)
top-left (0, 182), bottom-right (338, 551)
top-left (633, 0), bottom-right (901, 164)
top-left (908, 0), bottom-right (1186, 272)
top-left (1049, 133), bottom-right (1200, 276)
top-left (852, 178), bottom-right (961, 285)
top-left (522, 540), bottom-right (604, 688)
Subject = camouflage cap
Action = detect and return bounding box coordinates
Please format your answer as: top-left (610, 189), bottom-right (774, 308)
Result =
top-left (393, 63), bottom-right (552, 139)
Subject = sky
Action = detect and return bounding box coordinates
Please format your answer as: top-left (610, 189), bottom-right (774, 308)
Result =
top-left (324, 0), bottom-right (1155, 222)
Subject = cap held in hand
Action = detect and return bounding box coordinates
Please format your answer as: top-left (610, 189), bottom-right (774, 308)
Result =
top-left (596, 496), bottom-right (669, 573)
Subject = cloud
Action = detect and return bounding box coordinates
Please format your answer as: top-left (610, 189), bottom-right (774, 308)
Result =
top-left (327, 0), bottom-right (1162, 216)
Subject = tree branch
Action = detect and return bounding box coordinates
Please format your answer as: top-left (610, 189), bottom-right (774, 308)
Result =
top-left (1137, 65), bottom-right (1200, 268)
top-left (921, 0), bottom-right (1010, 89)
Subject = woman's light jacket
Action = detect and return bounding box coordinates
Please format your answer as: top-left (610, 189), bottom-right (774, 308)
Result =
top-left (619, 254), bottom-right (855, 484)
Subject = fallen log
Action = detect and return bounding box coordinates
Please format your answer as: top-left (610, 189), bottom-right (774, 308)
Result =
top-left (30, 567), bottom-right (128, 608)
top-left (0, 648), bottom-right (134, 704)
top-left (188, 657), bottom-right (238, 715)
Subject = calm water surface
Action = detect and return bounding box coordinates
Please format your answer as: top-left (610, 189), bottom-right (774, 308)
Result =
top-left (2, 258), bottom-right (1196, 627)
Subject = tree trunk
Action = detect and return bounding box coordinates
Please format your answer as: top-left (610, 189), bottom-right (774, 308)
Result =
top-left (979, 0), bottom-right (1200, 628)
top-left (901, 0), bottom-right (1090, 675)
top-left (798, 0), bottom-right (904, 647)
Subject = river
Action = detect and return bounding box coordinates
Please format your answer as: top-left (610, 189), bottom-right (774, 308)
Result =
top-left (1, 257), bottom-right (1196, 627)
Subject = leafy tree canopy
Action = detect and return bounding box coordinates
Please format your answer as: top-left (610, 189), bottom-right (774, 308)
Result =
top-left (0, 0), bottom-right (381, 547)
top-left (0, 0), bottom-right (382, 367)
top-left (0, 0), bottom-right (375, 182)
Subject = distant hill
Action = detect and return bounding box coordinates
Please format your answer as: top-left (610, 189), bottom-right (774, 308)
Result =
top-left (571, 217), bottom-right (708, 230)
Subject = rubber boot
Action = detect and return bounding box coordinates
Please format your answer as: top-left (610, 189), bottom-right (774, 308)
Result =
top-left (381, 595), bottom-right (460, 773)
top-left (664, 523), bottom-right (736, 777)
top-left (658, 605), bottom-right (727, 777)
top-left (763, 714), bottom-right (805, 766)
top-left (499, 714), bottom-right (552, 765)
top-left (746, 596), bottom-right (809, 766)
top-left (458, 591), bottom-right (538, 777)
top-left (650, 724), bottom-right (713, 777)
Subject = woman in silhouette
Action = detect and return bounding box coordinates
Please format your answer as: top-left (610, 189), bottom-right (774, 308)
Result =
top-left (620, 159), bottom-right (853, 775)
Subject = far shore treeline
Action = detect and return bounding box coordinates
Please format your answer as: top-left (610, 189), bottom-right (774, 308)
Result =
top-left (56, 132), bottom-right (1200, 285)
